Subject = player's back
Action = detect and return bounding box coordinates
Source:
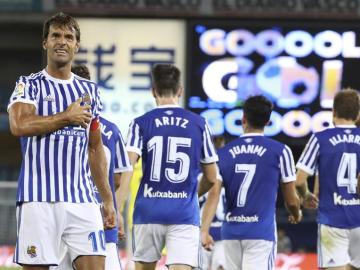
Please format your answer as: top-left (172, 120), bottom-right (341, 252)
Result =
top-left (307, 127), bottom-right (360, 228)
top-left (128, 106), bottom-right (217, 225)
top-left (218, 134), bottom-right (293, 241)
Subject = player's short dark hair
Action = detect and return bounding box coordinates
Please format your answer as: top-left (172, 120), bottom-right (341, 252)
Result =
top-left (43, 12), bottom-right (80, 42)
top-left (71, 64), bottom-right (90, 80)
top-left (243, 95), bottom-right (273, 129)
top-left (333, 88), bottom-right (360, 121)
top-left (151, 64), bottom-right (181, 97)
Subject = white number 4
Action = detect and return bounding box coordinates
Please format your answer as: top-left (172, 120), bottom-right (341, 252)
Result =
top-left (236, 164), bottom-right (256, 207)
top-left (337, 153), bottom-right (358, 194)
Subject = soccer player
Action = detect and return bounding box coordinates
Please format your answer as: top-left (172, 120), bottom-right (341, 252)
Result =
top-left (8, 13), bottom-right (116, 270)
top-left (296, 89), bottom-right (360, 270)
top-left (72, 64), bottom-right (132, 269)
top-left (201, 95), bottom-right (302, 270)
top-left (117, 64), bottom-right (218, 270)
top-left (198, 136), bottom-right (226, 270)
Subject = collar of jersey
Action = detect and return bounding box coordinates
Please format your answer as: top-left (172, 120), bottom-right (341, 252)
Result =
top-left (335, 125), bottom-right (356, 128)
top-left (42, 69), bottom-right (74, 83)
top-left (156, 104), bottom-right (180, 109)
top-left (241, 133), bottom-right (264, 137)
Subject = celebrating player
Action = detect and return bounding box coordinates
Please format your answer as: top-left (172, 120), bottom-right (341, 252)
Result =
top-left (8, 13), bottom-right (115, 270)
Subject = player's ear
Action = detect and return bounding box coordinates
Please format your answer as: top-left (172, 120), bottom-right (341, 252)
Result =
top-left (75, 41), bottom-right (80, 53)
top-left (42, 39), bottom-right (47, 50)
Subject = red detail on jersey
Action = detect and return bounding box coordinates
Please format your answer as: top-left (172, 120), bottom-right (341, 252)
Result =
top-left (90, 118), bottom-right (100, 131)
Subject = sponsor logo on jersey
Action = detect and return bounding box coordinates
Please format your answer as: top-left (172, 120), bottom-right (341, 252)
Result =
top-left (143, 183), bottom-right (188, 199)
top-left (52, 126), bottom-right (86, 137)
top-left (225, 212), bottom-right (259, 223)
top-left (333, 192), bottom-right (360, 205)
top-left (27, 246), bottom-right (37, 258)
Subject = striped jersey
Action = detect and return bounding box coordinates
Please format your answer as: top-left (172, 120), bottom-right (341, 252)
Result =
top-left (8, 69), bottom-right (101, 203)
top-left (218, 134), bottom-right (296, 242)
top-left (94, 116), bottom-right (132, 243)
top-left (127, 105), bottom-right (218, 225)
top-left (297, 126), bottom-right (360, 228)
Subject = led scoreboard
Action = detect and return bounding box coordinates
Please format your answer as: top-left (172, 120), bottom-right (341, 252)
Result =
top-left (186, 20), bottom-right (360, 145)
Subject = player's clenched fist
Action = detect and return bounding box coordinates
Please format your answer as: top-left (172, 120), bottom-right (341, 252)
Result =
top-left (65, 98), bottom-right (92, 128)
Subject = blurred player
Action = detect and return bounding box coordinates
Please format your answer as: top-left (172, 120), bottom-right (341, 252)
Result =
top-left (61, 64), bottom-right (130, 270)
top-left (198, 136), bottom-right (226, 270)
top-left (296, 89), bottom-right (360, 270)
top-left (8, 13), bottom-right (116, 270)
top-left (117, 64), bottom-right (218, 270)
top-left (202, 95), bottom-right (302, 270)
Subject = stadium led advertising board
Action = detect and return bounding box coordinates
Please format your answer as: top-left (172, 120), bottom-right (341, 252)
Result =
top-left (186, 20), bottom-right (360, 145)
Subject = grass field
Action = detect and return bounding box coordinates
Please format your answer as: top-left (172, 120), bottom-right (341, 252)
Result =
top-left (0, 267), bottom-right (21, 270)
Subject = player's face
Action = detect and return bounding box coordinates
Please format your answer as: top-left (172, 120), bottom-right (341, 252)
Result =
top-left (43, 25), bottom-right (79, 66)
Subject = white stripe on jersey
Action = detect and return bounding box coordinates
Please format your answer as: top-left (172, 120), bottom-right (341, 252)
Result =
top-left (58, 136), bottom-right (65, 201)
top-left (31, 137), bottom-right (38, 201)
top-left (23, 138), bottom-right (31, 201)
top-left (297, 135), bottom-right (319, 174)
top-left (279, 145), bottom-right (296, 182)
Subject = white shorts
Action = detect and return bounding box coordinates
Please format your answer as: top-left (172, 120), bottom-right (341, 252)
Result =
top-left (52, 243), bottom-right (122, 270)
top-left (223, 239), bottom-right (276, 270)
top-left (201, 241), bottom-right (225, 270)
top-left (132, 224), bottom-right (201, 268)
top-left (318, 224), bottom-right (360, 268)
top-left (14, 202), bottom-right (106, 266)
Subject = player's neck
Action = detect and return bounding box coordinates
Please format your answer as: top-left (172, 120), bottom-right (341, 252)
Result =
top-left (244, 126), bottom-right (264, 134)
top-left (156, 96), bottom-right (179, 106)
top-left (45, 63), bottom-right (72, 80)
top-left (334, 118), bottom-right (356, 126)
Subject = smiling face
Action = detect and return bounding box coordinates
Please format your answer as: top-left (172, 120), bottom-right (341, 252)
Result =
top-left (43, 24), bottom-right (79, 68)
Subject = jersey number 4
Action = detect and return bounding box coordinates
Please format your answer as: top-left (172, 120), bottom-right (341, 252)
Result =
top-left (337, 153), bottom-right (358, 194)
top-left (235, 164), bottom-right (256, 207)
top-left (148, 136), bottom-right (191, 183)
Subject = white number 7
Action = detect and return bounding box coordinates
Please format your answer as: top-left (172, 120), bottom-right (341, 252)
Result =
top-left (236, 164), bottom-right (256, 207)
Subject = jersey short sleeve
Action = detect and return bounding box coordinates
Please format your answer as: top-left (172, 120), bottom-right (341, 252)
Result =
top-left (200, 121), bottom-right (219, 164)
top-left (279, 145), bottom-right (296, 183)
top-left (8, 76), bottom-right (38, 111)
top-left (92, 87), bottom-right (102, 120)
top-left (114, 130), bottom-right (132, 173)
top-left (296, 135), bottom-right (319, 175)
top-left (126, 120), bottom-right (143, 156)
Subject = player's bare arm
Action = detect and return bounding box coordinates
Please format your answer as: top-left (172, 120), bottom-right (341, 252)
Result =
top-left (357, 173), bottom-right (360, 196)
top-left (281, 181), bottom-right (302, 224)
top-left (198, 162), bottom-right (218, 197)
top-left (88, 127), bottom-right (116, 229)
top-left (296, 169), bottom-right (318, 209)
top-left (200, 178), bottom-right (222, 250)
top-left (115, 151), bottom-right (138, 240)
top-left (9, 98), bottom-right (91, 137)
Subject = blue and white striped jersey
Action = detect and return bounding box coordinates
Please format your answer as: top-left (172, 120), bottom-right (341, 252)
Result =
top-left (218, 134), bottom-right (296, 242)
top-left (297, 126), bottom-right (360, 228)
top-left (8, 70), bottom-right (101, 203)
top-left (127, 105), bottom-right (218, 225)
top-left (93, 116), bottom-right (132, 243)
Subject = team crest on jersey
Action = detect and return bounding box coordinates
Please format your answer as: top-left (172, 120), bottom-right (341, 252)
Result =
top-left (81, 93), bottom-right (92, 105)
top-left (244, 138), bottom-right (253, 143)
top-left (27, 245), bottom-right (37, 258)
top-left (44, 94), bottom-right (55, 102)
top-left (14, 82), bottom-right (25, 97)
top-left (164, 110), bottom-right (173, 116)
